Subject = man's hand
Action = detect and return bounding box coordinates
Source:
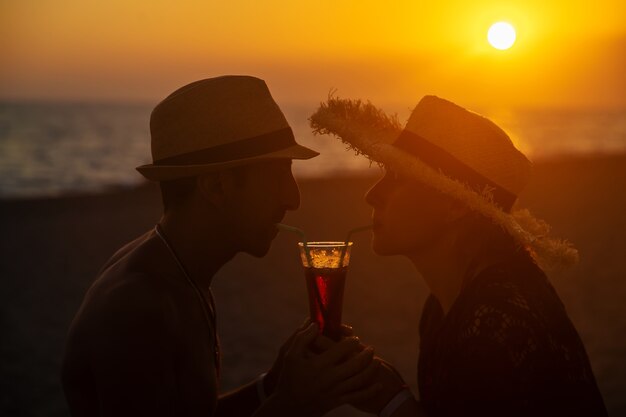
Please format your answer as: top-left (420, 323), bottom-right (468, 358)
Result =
top-left (263, 319), bottom-right (311, 396)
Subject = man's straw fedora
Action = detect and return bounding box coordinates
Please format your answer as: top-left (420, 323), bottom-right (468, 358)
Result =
top-left (310, 95), bottom-right (578, 269)
top-left (137, 75), bottom-right (319, 181)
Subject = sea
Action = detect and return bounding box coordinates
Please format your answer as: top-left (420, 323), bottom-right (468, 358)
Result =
top-left (0, 101), bottom-right (625, 199)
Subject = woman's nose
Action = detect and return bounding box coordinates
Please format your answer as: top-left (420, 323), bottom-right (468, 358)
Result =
top-left (365, 177), bottom-right (386, 207)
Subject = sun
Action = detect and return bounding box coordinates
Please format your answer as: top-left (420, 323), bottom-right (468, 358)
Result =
top-left (488, 22), bottom-right (516, 50)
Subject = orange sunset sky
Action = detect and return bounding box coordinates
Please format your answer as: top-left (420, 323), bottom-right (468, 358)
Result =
top-left (1, 0), bottom-right (625, 109)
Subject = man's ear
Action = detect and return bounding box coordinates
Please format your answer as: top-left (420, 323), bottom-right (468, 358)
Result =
top-left (196, 173), bottom-right (224, 207)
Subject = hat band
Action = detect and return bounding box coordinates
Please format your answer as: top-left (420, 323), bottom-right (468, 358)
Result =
top-left (154, 127), bottom-right (296, 166)
top-left (394, 130), bottom-right (517, 211)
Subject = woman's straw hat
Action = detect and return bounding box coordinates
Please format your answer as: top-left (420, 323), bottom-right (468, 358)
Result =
top-left (137, 75), bottom-right (319, 181)
top-left (310, 95), bottom-right (578, 269)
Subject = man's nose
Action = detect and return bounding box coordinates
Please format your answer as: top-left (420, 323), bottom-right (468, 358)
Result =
top-left (283, 172), bottom-right (301, 211)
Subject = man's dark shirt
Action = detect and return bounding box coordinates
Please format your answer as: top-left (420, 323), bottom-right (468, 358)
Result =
top-left (418, 250), bottom-right (607, 417)
top-left (62, 229), bottom-right (219, 416)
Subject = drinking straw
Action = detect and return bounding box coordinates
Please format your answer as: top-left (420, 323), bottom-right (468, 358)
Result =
top-left (276, 223), bottom-right (313, 265)
top-left (275, 223), bottom-right (307, 241)
top-left (277, 223), bottom-right (373, 338)
top-left (339, 224), bottom-right (373, 267)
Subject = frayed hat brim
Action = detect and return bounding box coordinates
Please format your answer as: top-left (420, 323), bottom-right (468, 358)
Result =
top-left (309, 96), bottom-right (578, 270)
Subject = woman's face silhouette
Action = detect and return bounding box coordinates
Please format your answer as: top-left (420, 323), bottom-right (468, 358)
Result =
top-left (365, 169), bottom-right (456, 256)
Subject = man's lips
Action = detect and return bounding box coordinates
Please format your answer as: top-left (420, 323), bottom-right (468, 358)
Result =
top-left (272, 213), bottom-right (287, 232)
top-left (273, 211), bottom-right (287, 224)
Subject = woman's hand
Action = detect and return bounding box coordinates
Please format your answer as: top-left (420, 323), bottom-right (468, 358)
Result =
top-left (350, 357), bottom-right (408, 414)
top-left (270, 322), bottom-right (382, 416)
top-left (264, 321), bottom-right (356, 395)
top-left (314, 327), bottom-right (409, 414)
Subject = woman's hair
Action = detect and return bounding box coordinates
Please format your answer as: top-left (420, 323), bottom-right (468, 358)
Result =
top-left (458, 209), bottom-right (527, 265)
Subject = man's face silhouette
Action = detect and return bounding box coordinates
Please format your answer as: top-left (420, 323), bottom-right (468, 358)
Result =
top-left (219, 159), bottom-right (300, 257)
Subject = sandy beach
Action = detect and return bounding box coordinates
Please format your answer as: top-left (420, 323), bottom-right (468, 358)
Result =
top-left (1, 154), bottom-right (625, 416)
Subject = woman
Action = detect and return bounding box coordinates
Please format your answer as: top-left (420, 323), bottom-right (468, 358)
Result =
top-left (310, 96), bottom-right (608, 417)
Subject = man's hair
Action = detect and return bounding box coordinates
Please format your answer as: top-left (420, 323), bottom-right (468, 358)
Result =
top-left (159, 166), bottom-right (252, 212)
top-left (159, 176), bottom-right (198, 212)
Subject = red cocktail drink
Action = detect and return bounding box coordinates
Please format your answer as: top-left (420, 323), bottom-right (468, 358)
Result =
top-left (299, 242), bottom-right (352, 341)
top-left (305, 266), bottom-right (347, 340)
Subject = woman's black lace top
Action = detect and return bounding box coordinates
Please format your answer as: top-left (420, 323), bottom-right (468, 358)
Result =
top-left (418, 251), bottom-right (607, 417)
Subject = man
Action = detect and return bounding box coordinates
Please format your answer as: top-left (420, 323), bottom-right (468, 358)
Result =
top-left (62, 76), bottom-right (381, 417)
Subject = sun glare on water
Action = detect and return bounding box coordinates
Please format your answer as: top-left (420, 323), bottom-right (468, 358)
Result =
top-left (488, 22), bottom-right (516, 50)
